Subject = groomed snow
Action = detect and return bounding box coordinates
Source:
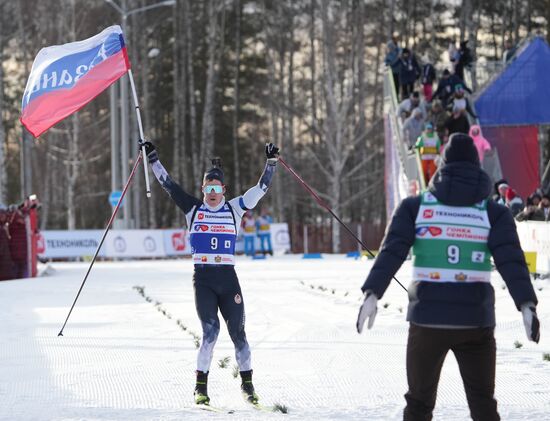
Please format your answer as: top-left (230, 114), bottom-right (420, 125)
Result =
top-left (0, 255), bottom-right (548, 420)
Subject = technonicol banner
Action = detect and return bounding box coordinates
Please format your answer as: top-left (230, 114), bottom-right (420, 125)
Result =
top-left (36, 230), bottom-right (104, 258)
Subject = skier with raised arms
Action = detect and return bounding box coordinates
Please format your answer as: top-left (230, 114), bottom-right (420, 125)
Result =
top-left (141, 140), bottom-right (279, 407)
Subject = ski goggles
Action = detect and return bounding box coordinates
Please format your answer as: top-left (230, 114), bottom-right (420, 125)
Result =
top-left (202, 185), bottom-right (223, 194)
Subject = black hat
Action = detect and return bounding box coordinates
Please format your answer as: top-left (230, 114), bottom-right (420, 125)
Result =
top-left (443, 133), bottom-right (480, 166)
top-left (203, 158), bottom-right (224, 183)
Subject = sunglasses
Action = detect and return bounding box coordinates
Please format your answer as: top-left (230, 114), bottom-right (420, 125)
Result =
top-left (202, 185), bottom-right (224, 194)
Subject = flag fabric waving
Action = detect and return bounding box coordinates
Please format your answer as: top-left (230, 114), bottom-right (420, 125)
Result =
top-left (20, 25), bottom-right (130, 138)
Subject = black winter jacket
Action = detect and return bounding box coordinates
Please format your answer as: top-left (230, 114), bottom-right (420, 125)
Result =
top-left (361, 162), bottom-right (538, 327)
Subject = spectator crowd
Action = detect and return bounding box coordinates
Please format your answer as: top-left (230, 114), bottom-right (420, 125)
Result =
top-left (386, 35), bottom-right (550, 222)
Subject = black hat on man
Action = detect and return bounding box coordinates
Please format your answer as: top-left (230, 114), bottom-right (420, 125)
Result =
top-left (443, 133), bottom-right (480, 166)
top-left (203, 158), bottom-right (224, 183)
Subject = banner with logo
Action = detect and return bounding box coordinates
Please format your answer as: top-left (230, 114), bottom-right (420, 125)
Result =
top-left (162, 229), bottom-right (191, 256)
top-left (37, 224), bottom-right (290, 259)
top-left (103, 230), bottom-right (165, 258)
top-left (36, 230), bottom-right (104, 258)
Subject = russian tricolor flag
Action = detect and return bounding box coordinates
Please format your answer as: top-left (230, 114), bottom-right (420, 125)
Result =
top-left (21, 25), bottom-right (130, 138)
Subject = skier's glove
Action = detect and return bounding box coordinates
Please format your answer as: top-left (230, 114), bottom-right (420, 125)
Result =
top-left (265, 142), bottom-right (280, 163)
top-left (139, 140), bottom-right (158, 164)
top-left (356, 290), bottom-right (378, 333)
top-left (521, 302), bottom-right (540, 343)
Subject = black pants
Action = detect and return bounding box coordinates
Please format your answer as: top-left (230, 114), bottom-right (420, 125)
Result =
top-left (193, 265), bottom-right (251, 372)
top-left (401, 82), bottom-right (415, 100)
top-left (404, 324), bottom-right (499, 421)
top-left (392, 72), bottom-right (400, 97)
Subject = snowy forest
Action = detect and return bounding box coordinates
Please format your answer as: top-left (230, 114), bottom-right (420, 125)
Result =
top-left (1, 0), bottom-right (550, 252)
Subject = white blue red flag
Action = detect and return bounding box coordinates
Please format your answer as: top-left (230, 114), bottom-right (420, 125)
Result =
top-left (20, 25), bottom-right (130, 138)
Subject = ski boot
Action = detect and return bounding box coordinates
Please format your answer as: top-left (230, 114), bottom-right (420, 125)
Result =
top-left (194, 371), bottom-right (210, 405)
top-left (240, 370), bottom-right (259, 404)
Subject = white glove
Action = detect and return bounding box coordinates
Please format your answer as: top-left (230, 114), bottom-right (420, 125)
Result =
top-left (356, 291), bottom-right (378, 333)
top-left (521, 302), bottom-right (540, 343)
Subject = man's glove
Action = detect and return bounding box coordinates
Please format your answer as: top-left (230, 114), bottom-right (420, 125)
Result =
top-left (139, 140), bottom-right (158, 164)
top-left (265, 142), bottom-right (280, 161)
top-left (521, 302), bottom-right (540, 343)
top-left (356, 290), bottom-right (378, 333)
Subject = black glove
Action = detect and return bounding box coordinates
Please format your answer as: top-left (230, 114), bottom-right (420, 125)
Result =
top-left (521, 303), bottom-right (540, 343)
top-left (139, 140), bottom-right (158, 163)
top-left (265, 142), bottom-right (280, 160)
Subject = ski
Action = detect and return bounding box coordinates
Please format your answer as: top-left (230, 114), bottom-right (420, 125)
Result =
top-left (195, 403), bottom-right (235, 414)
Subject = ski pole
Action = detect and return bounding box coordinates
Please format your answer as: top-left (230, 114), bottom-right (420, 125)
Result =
top-left (58, 153), bottom-right (144, 336)
top-left (278, 157), bottom-right (408, 293)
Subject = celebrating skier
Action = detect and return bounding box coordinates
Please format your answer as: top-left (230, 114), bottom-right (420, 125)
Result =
top-left (141, 140), bottom-right (279, 407)
top-left (356, 133), bottom-right (539, 421)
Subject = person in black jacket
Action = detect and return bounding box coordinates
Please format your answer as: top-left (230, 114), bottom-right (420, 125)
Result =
top-left (433, 69), bottom-right (472, 108)
top-left (421, 59), bottom-right (436, 102)
top-left (356, 133), bottom-right (540, 421)
top-left (398, 48), bottom-right (421, 100)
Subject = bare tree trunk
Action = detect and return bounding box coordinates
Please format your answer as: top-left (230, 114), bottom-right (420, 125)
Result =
top-left (66, 114), bottom-right (79, 230)
top-left (309, 0), bottom-right (317, 145)
top-left (17, 0), bottom-right (32, 200)
top-left (200, 0), bottom-right (220, 170)
top-left (513, 0), bottom-right (519, 43)
top-left (184, 0), bottom-right (199, 188)
top-left (231, 0), bottom-right (242, 194)
top-left (172, 0), bottom-right (184, 226)
top-left (0, 27), bottom-right (6, 205)
top-left (490, 12), bottom-right (499, 59)
top-left (388, 0), bottom-right (396, 40)
top-left (526, 0), bottom-right (532, 33)
top-left (371, 1), bottom-right (385, 124)
top-left (320, 0), bottom-right (342, 253)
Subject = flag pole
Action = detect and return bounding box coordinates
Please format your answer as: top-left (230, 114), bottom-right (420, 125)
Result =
top-left (128, 69), bottom-right (151, 198)
top-left (57, 154), bottom-right (143, 336)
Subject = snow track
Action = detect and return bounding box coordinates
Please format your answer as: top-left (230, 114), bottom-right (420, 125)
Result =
top-left (0, 256), bottom-right (548, 420)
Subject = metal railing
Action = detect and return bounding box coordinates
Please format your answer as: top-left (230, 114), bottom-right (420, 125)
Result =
top-left (383, 69), bottom-right (423, 210)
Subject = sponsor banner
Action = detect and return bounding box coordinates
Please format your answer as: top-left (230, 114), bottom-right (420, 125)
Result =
top-left (162, 229), bottom-right (191, 256)
top-left (415, 224), bottom-right (489, 242)
top-left (413, 267), bottom-right (491, 283)
top-left (104, 230), bottom-right (165, 258)
top-left (516, 221), bottom-right (550, 273)
top-left (37, 230), bottom-right (104, 258)
top-left (37, 224), bottom-right (291, 258)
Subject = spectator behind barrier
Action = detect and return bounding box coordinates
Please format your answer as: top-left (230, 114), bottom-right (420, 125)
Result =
top-left (385, 39), bottom-right (402, 96)
top-left (516, 197), bottom-right (546, 222)
top-left (493, 179), bottom-right (509, 203)
top-left (403, 108), bottom-right (425, 149)
top-left (469, 125), bottom-right (491, 163)
top-left (428, 100), bottom-right (448, 141)
top-left (444, 105), bottom-right (470, 141)
top-left (397, 91), bottom-right (421, 121)
top-left (539, 194), bottom-right (550, 221)
top-left (398, 48), bottom-right (421, 100)
top-left (505, 188), bottom-right (524, 217)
